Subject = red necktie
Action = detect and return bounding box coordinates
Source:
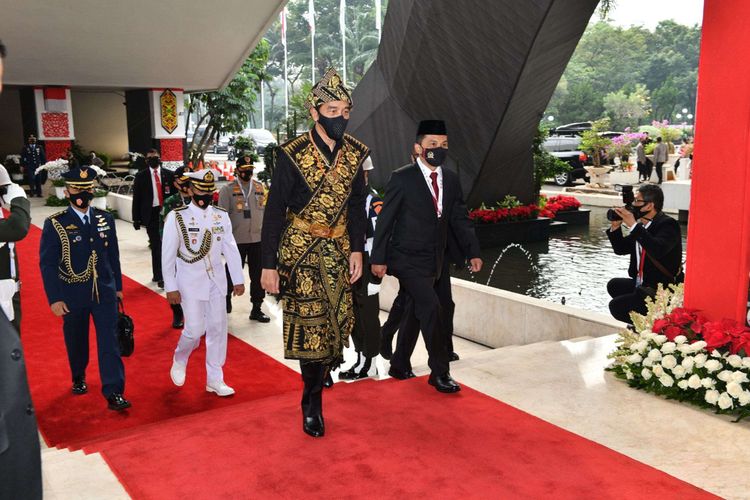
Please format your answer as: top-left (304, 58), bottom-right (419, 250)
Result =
top-left (638, 247), bottom-right (646, 282)
top-left (430, 171), bottom-right (439, 215)
top-left (153, 169), bottom-right (163, 206)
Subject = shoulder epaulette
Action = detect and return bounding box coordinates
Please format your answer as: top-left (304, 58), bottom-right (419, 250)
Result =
top-left (213, 205), bottom-right (227, 212)
top-left (47, 209), bottom-right (67, 220)
top-left (174, 205), bottom-right (189, 212)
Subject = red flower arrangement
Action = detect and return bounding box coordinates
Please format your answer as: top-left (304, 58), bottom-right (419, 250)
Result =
top-left (469, 205), bottom-right (540, 224)
top-left (652, 307), bottom-right (750, 355)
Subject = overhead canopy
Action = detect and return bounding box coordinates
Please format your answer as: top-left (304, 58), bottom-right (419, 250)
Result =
top-left (0, 0), bottom-right (285, 92)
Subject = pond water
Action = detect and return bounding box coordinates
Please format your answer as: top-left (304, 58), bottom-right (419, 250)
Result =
top-left (452, 207), bottom-right (688, 315)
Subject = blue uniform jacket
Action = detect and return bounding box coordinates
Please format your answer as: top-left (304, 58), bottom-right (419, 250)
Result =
top-left (39, 207), bottom-right (123, 308)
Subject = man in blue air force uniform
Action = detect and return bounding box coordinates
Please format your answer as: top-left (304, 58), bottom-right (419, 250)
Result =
top-left (39, 166), bottom-right (131, 411)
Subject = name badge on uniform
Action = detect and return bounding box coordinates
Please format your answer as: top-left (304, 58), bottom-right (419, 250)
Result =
top-left (188, 227), bottom-right (200, 232)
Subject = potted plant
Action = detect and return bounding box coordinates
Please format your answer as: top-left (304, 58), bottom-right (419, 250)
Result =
top-left (92, 188), bottom-right (108, 209)
top-left (35, 158), bottom-right (70, 199)
top-left (126, 152), bottom-right (144, 175)
top-left (4, 155), bottom-right (24, 182)
top-left (580, 118), bottom-right (613, 169)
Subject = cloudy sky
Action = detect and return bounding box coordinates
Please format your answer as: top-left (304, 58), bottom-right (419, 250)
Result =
top-left (605, 0), bottom-right (703, 29)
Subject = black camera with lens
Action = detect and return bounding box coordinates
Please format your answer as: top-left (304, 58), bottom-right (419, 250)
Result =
top-left (606, 184), bottom-right (636, 222)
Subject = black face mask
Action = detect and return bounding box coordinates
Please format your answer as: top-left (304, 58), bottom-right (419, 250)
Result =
top-left (238, 171), bottom-right (253, 182)
top-left (192, 193), bottom-right (213, 209)
top-left (69, 191), bottom-right (94, 209)
top-left (147, 157), bottom-right (161, 168)
top-left (317, 114), bottom-right (349, 141)
top-left (422, 147), bottom-right (448, 167)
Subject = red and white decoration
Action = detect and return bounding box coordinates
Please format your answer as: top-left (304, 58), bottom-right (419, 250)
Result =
top-left (150, 89), bottom-right (186, 171)
top-left (34, 87), bottom-right (74, 160)
top-left (35, 87), bottom-right (75, 141)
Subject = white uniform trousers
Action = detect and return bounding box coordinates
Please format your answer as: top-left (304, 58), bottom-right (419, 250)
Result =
top-left (174, 282), bottom-right (228, 384)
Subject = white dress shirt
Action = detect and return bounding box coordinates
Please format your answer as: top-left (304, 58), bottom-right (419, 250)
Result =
top-left (150, 166), bottom-right (162, 207)
top-left (417, 157), bottom-right (443, 216)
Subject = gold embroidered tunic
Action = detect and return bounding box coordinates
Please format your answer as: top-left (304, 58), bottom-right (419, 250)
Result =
top-left (261, 129), bottom-right (370, 366)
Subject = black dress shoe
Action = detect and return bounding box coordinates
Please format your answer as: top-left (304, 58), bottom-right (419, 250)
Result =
top-left (249, 306), bottom-right (270, 323)
top-left (379, 335), bottom-right (393, 360)
top-left (107, 393), bottom-right (132, 411)
top-left (428, 373), bottom-right (461, 393)
top-left (338, 368), bottom-right (358, 380)
top-left (449, 351), bottom-right (460, 362)
top-left (72, 377), bottom-right (88, 395)
top-left (323, 372), bottom-right (334, 389)
top-left (226, 296), bottom-right (232, 313)
top-left (303, 415), bottom-right (325, 437)
top-left (157, 280), bottom-right (164, 289)
top-left (171, 307), bottom-right (184, 329)
top-left (388, 367), bottom-right (416, 380)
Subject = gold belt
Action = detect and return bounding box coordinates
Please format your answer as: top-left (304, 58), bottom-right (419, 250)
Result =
top-left (287, 213), bottom-right (347, 239)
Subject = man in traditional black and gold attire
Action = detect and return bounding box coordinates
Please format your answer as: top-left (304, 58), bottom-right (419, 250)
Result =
top-left (261, 68), bottom-right (369, 438)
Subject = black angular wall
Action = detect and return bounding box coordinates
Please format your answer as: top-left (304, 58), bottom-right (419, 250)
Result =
top-left (348, 0), bottom-right (599, 206)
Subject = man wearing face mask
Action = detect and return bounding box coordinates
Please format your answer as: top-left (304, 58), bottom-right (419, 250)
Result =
top-left (39, 166), bottom-right (130, 411)
top-left (371, 120), bottom-right (482, 394)
top-left (218, 157), bottom-right (270, 322)
top-left (160, 166), bottom-right (191, 329)
top-left (261, 67), bottom-right (369, 438)
top-left (20, 134), bottom-right (45, 197)
top-left (163, 169), bottom-right (245, 397)
top-left (132, 149), bottom-right (174, 288)
top-left (607, 184), bottom-right (683, 325)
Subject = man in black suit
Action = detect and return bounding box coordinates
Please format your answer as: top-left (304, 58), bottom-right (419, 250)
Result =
top-left (607, 184), bottom-right (682, 324)
top-left (0, 38), bottom-right (42, 500)
top-left (132, 149), bottom-right (174, 288)
top-left (371, 120), bottom-right (482, 393)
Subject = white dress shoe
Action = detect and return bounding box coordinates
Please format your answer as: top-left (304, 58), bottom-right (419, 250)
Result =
top-left (206, 381), bottom-right (235, 397)
top-left (170, 358), bottom-right (186, 387)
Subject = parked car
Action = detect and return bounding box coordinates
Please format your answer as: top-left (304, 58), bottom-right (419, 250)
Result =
top-left (234, 128), bottom-right (276, 155)
top-left (542, 135), bottom-right (589, 186)
top-left (549, 121), bottom-right (592, 136)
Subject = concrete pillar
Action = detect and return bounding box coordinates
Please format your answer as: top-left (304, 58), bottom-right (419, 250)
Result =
top-left (684, 0), bottom-right (750, 321)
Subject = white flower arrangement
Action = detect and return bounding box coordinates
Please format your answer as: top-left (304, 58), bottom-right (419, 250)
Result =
top-left (608, 284), bottom-right (750, 421)
top-left (35, 158), bottom-right (69, 180)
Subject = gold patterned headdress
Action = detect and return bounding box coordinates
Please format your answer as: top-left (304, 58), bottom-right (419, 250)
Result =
top-left (305, 67), bottom-right (353, 110)
top-left (185, 169), bottom-right (217, 192)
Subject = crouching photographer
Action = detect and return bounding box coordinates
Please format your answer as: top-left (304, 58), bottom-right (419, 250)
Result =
top-left (606, 184), bottom-right (683, 325)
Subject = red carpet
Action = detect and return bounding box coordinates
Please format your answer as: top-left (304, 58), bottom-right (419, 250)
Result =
top-left (84, 377), bottom-right (716, 499)
top-left (17, 225), bottom-right (300, 449)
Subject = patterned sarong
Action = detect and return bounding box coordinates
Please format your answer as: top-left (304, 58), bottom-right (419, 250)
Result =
top-left (277, 132), bottom-right (369, 366)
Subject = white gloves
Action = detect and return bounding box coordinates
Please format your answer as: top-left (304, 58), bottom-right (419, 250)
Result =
top-left (367, 283), bottom-right (381, 296)
top-left (3, 183), bottom-right (27, 204)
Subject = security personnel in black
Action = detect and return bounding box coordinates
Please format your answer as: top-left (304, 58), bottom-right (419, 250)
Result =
top-left (39, 166), bottom-right (131, 411)
top-left (20, 134), bottom-right (46, 197)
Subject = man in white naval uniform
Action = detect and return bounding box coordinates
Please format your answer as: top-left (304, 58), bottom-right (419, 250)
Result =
top-left (162, 169), bottom-right (245, 396)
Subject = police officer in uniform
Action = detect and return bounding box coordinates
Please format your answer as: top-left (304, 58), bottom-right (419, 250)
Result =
top-left (20, 134), bottom-right (46, 197)
top-left (218, 157), bottom-right (270, 322)
top-left (163, 169), bottom-right (245, 396)
top-left (39, 166), bottom-right (131, 411)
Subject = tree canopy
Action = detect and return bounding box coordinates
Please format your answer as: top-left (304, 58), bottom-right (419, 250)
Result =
top-left (545, 20), bottom-right (701, 129)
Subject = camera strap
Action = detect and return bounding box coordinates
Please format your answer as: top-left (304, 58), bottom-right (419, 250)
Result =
top-left (644, 251), bottom-right (683, 283)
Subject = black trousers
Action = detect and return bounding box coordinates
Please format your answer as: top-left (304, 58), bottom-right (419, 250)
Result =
top-left (225, 242), bottom-right (265, 305)
top-left (62, 300), bottom-right (125, 397)
top-left (25, 166), bottom-right (44, 197)
top-left (146, 207), bottom-right (162, 282)
top-left (300, 361), bottom-right (325, 417)
top-left (391, 270), bottom-right (451, 376)
top-left (381, 289), bottom-right (407, 349)
top-left (655, 162), bottom-right (664, 183)
top-left (351, 253), bottom-right (381, 358)
top-left (607, 277), bottom-right (648, 325)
